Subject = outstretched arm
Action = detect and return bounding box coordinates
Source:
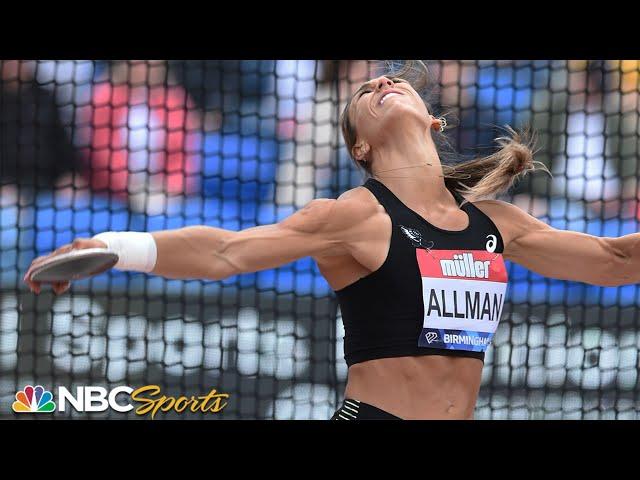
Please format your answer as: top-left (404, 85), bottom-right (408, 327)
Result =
top-left (24, 194), bottom-right (373, 294)
top-left (151, 198), bottom-right (353, 280)
top-left (476, 200), bottom-right (640, 287)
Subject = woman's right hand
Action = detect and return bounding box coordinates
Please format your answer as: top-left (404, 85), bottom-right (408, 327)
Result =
top-left (23, 238), bottom-right (108, 295)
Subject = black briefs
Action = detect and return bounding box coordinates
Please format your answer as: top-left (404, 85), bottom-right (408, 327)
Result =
top-left (331, 398), bottom-right (402, 420)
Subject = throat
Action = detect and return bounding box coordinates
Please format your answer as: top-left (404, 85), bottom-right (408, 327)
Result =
top-left (376, 178), bottom-right (459, 213)
top-left (416, 206), bottom-right (469, 231)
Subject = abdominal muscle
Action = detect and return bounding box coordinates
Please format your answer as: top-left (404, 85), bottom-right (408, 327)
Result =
top-left (317, 187), bottom-right (486, 420)
top-left (344, 355), bottom-right (484, 420)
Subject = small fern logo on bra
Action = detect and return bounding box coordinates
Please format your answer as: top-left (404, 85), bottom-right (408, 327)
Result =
top-left (12, 385), bottom-right (56, 413)
top-left (399, 225), bottom-right (433, 249)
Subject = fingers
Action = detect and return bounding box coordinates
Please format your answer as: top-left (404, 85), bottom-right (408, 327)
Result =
top-left (51, 281), bottom-right (71, 295)
top-left (23, 276), bottom-right (69, 295)
top-left (22, 237), bottom-right (102, 295)
top-left (23, 245), bottom-right (72, 295)
top-left (29, 254), bottom-right (55, 269)
top-left (72, 238), bottom-right (101, 249)
top-left (23, 277), bottom-right (68, 296)
top-left (72, 238), bottom-right (87, 249)
top-left (23, 270), bottom-right (42, 294)
top-left (23, 251), bottom-right (63, 294)
top-left (71, 237), bottom-right (107, 250)
top-left (23, 268), bottom-right (41, 294)
top-left (25, 278), bottom-right (42, 294)
top-left (53, 243), bottom-right (74, 256)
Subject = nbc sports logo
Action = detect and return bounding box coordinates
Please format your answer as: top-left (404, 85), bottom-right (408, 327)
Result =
top-left (12, 385), bottom-right (56, 413)
top-left (9, 384), bottom-right (229, 418)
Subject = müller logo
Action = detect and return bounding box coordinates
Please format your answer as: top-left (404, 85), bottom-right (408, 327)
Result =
top-left (440, 253), bottom-right (491, 279)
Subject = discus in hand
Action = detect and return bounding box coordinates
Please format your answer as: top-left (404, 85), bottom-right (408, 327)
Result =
top-left (28, 248), bottom-right (119, 283)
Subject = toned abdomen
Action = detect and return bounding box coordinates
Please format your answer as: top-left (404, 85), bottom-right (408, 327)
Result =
top-left (344, 355), bottom-right (484, 420)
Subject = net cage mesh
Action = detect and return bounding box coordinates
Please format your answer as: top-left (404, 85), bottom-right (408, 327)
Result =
top-left (1, 59), bottom-right (639, 419)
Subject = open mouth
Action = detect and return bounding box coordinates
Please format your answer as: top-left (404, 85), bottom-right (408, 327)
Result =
top-left (379, 91), bottom-right (403, 106)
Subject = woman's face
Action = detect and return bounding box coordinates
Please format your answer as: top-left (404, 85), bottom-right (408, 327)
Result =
top-left (347, 75), bottom-right (434, 158)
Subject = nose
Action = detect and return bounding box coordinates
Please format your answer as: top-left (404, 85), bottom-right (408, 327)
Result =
top-left (375, 76), bottom-right (394, 91)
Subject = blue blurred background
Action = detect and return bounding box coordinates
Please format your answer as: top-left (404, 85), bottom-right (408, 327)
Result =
top-left (3, 60), bottom-right (640, 419)
top-left (2, 60), bottom-right (639, 303)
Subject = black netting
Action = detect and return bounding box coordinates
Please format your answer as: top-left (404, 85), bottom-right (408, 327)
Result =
top-left (1, 60), bottom-right (639, 419)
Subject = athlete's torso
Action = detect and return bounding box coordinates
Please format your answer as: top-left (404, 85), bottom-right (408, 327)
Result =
top-left (315, 177), bottom-right (509, 419)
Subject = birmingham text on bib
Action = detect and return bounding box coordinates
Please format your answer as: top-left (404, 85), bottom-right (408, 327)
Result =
top-left (416, 249), bottom-right (508, 352)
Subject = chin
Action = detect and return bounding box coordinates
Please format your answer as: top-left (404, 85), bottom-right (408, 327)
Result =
top-left (381, 103), bottom-right (430, 129)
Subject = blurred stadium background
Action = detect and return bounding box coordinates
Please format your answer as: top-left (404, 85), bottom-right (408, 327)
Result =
top-left (1, 59), bottom-right (640, 419)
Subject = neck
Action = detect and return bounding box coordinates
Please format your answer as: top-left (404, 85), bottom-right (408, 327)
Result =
top-left (369, 125), bottom-right (452, 208)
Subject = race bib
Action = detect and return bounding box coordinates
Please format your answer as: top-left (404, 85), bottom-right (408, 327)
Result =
top-left (416, 249), bottom-right (508, 352)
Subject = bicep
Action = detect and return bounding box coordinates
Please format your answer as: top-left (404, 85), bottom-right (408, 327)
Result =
top-left (222, 225), bottom-right (336, 274)
top-left (476, 199), bottom-right (620, 286)
top-left (504, 211), bottom-right (617, 286)
top-left (507, 226), bottom-right (609, 282)
top-left (219, 199), bottom-right (351, 275)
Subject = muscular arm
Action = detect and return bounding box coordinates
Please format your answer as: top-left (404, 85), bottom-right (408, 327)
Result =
top-left (151, 195), bottom-right (372, 281)
top-left (475, 200), bottom-right (640, 287)
top-left (24, 189), bottom-right (379, 295)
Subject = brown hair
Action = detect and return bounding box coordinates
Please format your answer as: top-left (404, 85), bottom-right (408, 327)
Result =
top-left (340, 60), bottom-right (550, 204)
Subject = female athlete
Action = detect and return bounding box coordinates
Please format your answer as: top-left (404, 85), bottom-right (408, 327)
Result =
top-left (24, 62), bottom-right (640, 420)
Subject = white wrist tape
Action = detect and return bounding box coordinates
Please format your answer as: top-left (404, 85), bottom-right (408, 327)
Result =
top-left (92, 231), bottom-right (158, 273)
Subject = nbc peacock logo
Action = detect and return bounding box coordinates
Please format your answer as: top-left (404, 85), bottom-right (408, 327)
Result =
top-left (12, 385), bottom-right (56, 413)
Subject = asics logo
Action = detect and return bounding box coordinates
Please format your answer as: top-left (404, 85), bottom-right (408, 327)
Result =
top-left (485, 234), bottom-right (497, 253)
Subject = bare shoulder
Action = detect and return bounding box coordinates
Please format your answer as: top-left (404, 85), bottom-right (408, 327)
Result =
top-left (280, 186), bottom-right (382, 235)
top-left (472, 199), bottom-right (526, 218)
top-left (473, 198), bottom-right (550, 246)
top-left (336, 185), bottom-right (383, 217)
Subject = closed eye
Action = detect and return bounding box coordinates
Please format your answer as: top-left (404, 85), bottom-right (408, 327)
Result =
top-left (357, 78), bottom-right (406, 99)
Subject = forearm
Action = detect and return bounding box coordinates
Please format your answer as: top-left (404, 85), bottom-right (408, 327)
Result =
top-left (151, 226), bottom-right (236, 280)
top-left (507, 226), bottom-right (640, 287)
top-left (479, 200), bottom-right (640, 287)
top-left (92, 199), bottom-right (345, 281)
top-left (94, 223), bottom-right (311, 281)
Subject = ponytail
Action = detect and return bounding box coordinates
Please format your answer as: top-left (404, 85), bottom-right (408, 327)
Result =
top-left (340, 61), bottom-right (551, 203)
top-left (442, 127), bottom-right (550, 205)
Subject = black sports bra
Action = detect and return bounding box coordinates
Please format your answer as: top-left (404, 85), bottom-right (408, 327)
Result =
top-left (335, 178), bottom-right (508, 367)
